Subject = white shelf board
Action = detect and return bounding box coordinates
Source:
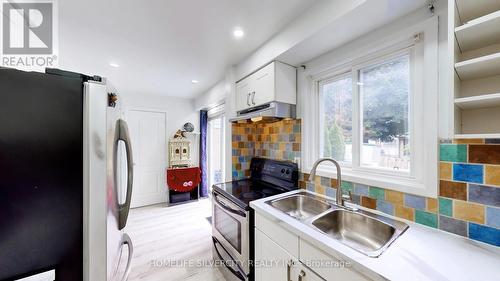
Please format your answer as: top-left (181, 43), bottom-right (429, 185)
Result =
top-left (455, 10), bottom-right (500, 52)
top-left (455, 52), bottom-right (500, 80)
top-left (455, 93), bottom-right (500, 109)
top-left (455, 133), bottom-right (500, 139)
top-left (456, 0), bottom-right (500, 23)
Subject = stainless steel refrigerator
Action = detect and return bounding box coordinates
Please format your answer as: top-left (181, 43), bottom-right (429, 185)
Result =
top-left (0, 68), bottom-right (134, 281)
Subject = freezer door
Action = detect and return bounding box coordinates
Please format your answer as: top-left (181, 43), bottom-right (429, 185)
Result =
top-left (85, 81), bottom-right (134, 281)
top-left (83, 81), bottom-right (109, 281)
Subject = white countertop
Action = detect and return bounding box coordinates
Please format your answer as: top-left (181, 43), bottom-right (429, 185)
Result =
top-left (250, 190), bottom-right (500, 281)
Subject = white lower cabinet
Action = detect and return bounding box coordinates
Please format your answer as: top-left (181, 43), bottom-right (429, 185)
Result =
top-left (255, 228), bottom-right (297, 281)
top-left (255, 213), bottom-right (372, 281)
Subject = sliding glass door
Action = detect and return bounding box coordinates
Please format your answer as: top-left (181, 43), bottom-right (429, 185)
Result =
top-left (208, 107), bottom-right (226, 190)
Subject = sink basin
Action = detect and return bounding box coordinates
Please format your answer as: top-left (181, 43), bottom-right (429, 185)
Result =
top-left (268, 194), bottom-right (332, 221)
top-left (312, 209), bottom-right (407, 257)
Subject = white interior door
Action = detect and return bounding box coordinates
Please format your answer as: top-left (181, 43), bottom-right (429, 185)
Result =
top-left (127, 108), bottom-right (167, 208)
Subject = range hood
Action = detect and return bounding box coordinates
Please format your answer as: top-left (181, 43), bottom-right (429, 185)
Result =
top-left (229, 102), bottom-right (296, 123)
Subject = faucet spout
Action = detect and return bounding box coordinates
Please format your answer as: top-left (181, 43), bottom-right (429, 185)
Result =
top-left (308, 158), bottom-right (343, 206)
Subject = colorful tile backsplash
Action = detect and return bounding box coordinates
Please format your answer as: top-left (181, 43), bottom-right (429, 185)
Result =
top-left (232, 121), bottom-right (500, 247)
top-left (300, 139), bottom-right (500, 247)
top-left (231, 119), bottom-right (301, 180)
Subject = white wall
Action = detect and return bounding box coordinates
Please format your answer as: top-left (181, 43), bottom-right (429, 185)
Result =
top-left (121, 93), bottom-right (200, 166)
top-left (235, 0), bottom-right (366, 80)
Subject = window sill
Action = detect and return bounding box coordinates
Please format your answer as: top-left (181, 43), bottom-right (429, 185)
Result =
top-left (304, 165), bottom-right (436, 198)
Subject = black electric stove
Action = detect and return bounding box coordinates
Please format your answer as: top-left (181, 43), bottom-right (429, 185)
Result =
top-left (211, 158), bottom-right (299, 281)
top-left (212, 157), bottom-right (299, 210)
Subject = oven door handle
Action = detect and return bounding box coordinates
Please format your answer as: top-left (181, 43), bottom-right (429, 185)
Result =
top-left (213, 237), bottom-right (246, 281)
top-left (213, 194), bottom-right (247, 218)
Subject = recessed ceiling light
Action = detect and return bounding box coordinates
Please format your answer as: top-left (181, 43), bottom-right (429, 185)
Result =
top-left (191, 80), bottom-right (199, 84)
top-left (109, 63), bottom-right (120, 68)
top-left (233, 28), bottom-right (244, 38)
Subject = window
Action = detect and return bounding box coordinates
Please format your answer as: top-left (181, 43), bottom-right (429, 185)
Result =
top-left (359, 55), bottom-right (410, 172)
top-left (319, 75), bottom-right (353, 164)
top-left (319, 51), bottom-right (412, 176)
top-left (303, 17), bottom-right (438, 197)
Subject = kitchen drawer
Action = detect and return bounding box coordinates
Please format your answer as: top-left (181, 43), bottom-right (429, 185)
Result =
top-left (300, 239), bottom-right (372, 281)
top-left (255, 212), bottom-right (299, 257)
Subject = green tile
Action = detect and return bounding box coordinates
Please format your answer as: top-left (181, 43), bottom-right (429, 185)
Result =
top-left (341, 181), bottom-right (353, 193)
top-left (439, 197), bottom-right (453, 217)
top-left (369, 186), bottom-right (385, 200)
top-left (415, 210), bottom-right (438, 228)
top-left (440, 144), bottom-right (467, 162)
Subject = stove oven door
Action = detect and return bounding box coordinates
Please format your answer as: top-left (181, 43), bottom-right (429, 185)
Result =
top-left (212, 191), bottom-right (250, 275)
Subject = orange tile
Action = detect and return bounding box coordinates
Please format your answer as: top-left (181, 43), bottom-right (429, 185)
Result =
top-left (385, 190), bottom-right (404, 205)
top-left (361, 197), bottom-right (377, 209)
top-left (453, 139), bottom-right (484, 144)
top-left (427, 198), bottom-right (438, 213)
top-left (453, 201), bottom-right (485, 224)
top-left (440, 162), bottom-right (452, 180)
top-left (485, 165), bottom-right (500, 186)
top-left (395, 205), bottom-right (415, 221)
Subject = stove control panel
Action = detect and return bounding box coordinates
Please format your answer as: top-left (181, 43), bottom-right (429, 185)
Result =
top-left (250, 158), bottom-right (298, 188)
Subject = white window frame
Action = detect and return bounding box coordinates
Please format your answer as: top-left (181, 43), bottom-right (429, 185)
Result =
top-left (302, 17), bottom-right (438, 198)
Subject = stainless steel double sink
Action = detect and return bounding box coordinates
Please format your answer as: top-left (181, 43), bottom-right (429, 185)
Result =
top-left (266, 192), bottom-right (409, 257)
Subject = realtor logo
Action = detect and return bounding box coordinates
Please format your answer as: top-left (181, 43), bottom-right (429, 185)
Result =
top-left (3, 2), bottom-right (52, 54)
top-left (1, 0), bottom-right (57, 70)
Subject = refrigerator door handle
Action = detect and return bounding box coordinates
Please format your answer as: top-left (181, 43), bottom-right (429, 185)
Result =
top-left (116, 119), bottom-right (134, 230)
top-left (120, 233), bottom-right (134, 281)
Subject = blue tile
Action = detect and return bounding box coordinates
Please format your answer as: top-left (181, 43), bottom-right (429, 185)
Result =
top-left (453, 164), bottom-right (483, 184)
top-left (353, 184), bottom-right (369, 196)
top-left (486, 207), bottom-right (500, 229)
top-left (320, 177), bottom-right (331, 187)
top-left (306, 182), bottom-right (315, 192)
top-left (325, 187), bottom-right (336, 199)
top-left (404, 194), bottom-right (426, 210)
top-left (376, 200), bottom-right (394, 215)
top-left (439, 216), bottom-right (467, 237)
top-left (469, 184), bottom-right (500, 207)
top-left (469, 223), bottom-right (500, 247)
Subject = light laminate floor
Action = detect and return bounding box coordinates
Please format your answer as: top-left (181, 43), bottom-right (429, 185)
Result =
top-left (123, 199), bottom-right (226, 281)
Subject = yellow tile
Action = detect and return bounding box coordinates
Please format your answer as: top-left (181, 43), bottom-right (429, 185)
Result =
top-left (385, 190), bottom-right (404, 205)
top-left (315, 185), bottom-right (325, 195)
top-left (485, 165), bottom-right (500, 186)
top-left (395, 205), bottom-right (415, 221)
top-left (454, 201), bottom-right (485, 224)
top-left (440, 162), bottom-right (452, 180)
top-left (427, 198), bottom-right (438, 213)
top-left (314, 175), bottom-right (321, 186)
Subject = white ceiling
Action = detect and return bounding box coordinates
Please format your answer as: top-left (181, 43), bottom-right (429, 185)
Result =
top-left (57, 0), bottom-right (318, 98)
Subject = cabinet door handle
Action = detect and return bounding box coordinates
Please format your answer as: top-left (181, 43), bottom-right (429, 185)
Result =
top-left (286, 260), bottom-right (293, 281)
top-left (246, 93), bottom-right (251, 106)
top-left (298, 270), bottom-right (306, 281)
top-left (251, 91), bottom-right (256, 105)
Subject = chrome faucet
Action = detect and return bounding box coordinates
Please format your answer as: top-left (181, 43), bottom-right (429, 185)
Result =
top-left (308, 158), bottom-right (353, 208)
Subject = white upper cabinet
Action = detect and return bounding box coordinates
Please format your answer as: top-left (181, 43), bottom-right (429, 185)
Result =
top-left (235, 61), bottom-right (296, 112)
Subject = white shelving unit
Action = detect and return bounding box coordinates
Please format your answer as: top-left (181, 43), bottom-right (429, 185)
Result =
top-left (455, 52), bottom-right (500, 80)
top-left (455, 10), bottom-right (500, 51)
top-left (455, 93), bottom-right (500, 109)
top-left (455, 0), bottom-right (500, 23)
top-left (450, 0), bottom-right (500, 138)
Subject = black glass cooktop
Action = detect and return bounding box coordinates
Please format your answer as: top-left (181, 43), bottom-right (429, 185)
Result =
top-left (213, 179), bottom-right (289, 209)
